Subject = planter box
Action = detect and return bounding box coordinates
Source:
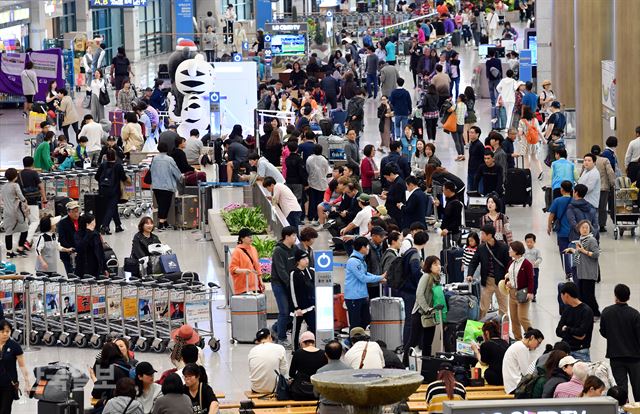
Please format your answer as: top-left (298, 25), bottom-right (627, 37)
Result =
top-left (208, 210), bottom-right (239, 263)
top-left (262, 282), bottom-right (279, 318)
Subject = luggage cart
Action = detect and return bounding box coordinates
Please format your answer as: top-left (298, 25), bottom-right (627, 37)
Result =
top-left (612, 184), bottom-right (639, 240)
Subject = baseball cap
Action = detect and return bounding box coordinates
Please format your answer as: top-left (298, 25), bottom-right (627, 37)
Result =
top-left (558, 355), bottom-right (578, 368)
top-left (294, 249), bottom-right (309, 262)
top-left (254, 328), bottom-right (272, 343)
top-left (349, 327), bottom-right (366, 338)
top-left (66, 201), bottom-right (80, 211)
top-left (135, 361), bottom-right (157, 376)
top-left (370, 226), bottom-right (387, 236)
top-left (357, 193), bottom-right (371, 203)
top-left (106, 135), bottom-right (116, 141)
top-left (551, 101), bottom-right (561, 109)
top-left (299, 331), bottom-right (315, 344)
top-left (376, 205), bottom-right (388, 216)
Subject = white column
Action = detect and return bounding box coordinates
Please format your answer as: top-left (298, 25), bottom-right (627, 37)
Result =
top-left (29, 0), bottom-right (47, 50)
top-left (123, 7), bottom-right (141, 62)
top-left (535, 0), bottom-right (552, 89)
top-left (76, 0), bottom-right (93, 37)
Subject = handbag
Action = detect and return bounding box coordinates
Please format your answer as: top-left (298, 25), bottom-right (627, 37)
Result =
top-left (143, 161), bottom-right (153, 185)
top-left (274, 370), bottom-right (290, 400)
top-left (98, 85), bottom-right (110, 106)
top-left (443, 110), bottom-right (457, 133)
top-left (516, 287), bottom-right (529, 303)
top-left (289, 372), bottom-right (315, 400)
top-left (160, 253), bottom-right (181, 273)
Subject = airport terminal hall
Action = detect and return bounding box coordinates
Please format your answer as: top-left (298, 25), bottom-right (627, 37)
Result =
top-left (2, 0), bottom-right (640, 413)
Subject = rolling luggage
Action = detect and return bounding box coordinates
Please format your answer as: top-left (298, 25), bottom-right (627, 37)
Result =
top-left (370, 284), bottom-right (405, 352)
top-left (230, 272), bottom-right (267, 343)
top-left (504, 156), bottom-right (533, 207)
top-left (333, 293), bottom-right (348, 331)
top-left (451, 30), bottom-right (461, 46)
top-left (441, 244), bottom-right (464, 283)
top-left (174, 195), bottom-right (198, 229)
top-left (542, 186), bottom-right (553, 212)
top-left (464, 195), bottom-right (488, 229)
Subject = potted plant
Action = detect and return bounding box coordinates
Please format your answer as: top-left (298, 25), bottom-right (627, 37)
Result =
top-left (221, 204), bottom-right (268, 235)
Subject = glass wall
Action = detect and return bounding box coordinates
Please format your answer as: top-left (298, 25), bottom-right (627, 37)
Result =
top-left (53, 1), bottom-right (77, 38)
top-left (92, 7), bottom-right (124, 63)
top-left (223, 0), bottom-right (254, 22)
top-left (139, 0), bottom-right (172, 57)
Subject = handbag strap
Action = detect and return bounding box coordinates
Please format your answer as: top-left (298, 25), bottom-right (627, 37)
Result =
top-left (238, 247), bottom-right (258, 272)
top-left (123, 397), bottom-right (134, 413)
top-left (358, 342), bottom-right (369, 369)
top-left (199, 383), bottom-right (203, 411)
top-left (486, 244), bottom-right (505, 270)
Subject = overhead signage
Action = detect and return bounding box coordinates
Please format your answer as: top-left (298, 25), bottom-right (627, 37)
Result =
top-left (265, 23), bottom-right (308, 32)
top-left (90, 0), bottom-right (148, 7)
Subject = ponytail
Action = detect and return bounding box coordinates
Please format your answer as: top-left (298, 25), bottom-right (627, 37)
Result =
top-left (438, 369), bottom-right (456, 400)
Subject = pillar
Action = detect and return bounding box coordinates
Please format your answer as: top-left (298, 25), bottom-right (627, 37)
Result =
top-left (550, 0), bottom-right (574, 108)
top-left (29, 1), bottom-right (47, 50)
top-left (614, 1), bottom-right (640, 156)
top-left (535, 0), bottom-right (552, 92)
top-left (76, 0), bottom-right (93, 38)
top-left (123, 8), bottom-right (141, 63)
top-left (573, 0), bottom-right (612, 156)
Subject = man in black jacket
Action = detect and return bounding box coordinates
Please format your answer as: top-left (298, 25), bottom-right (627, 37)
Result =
top-left (271, 226), bottom-right (298, 349)
top-left (284, 140), bottom-right (308, 206)
top-left (381, 164), bottom-right (406, 227)
top-left (474, 150), bottom-right (504, 197)
top-left (467, 126), bottom-right (485, 192)
top-left (600, 283), bottom-right (640, 400)
top-left (57, 201), bottom-right (81, 275)
top-left (485, 49), bottom-right (502, 107)
top-left (439, 182), bottom-right (464, 247)
top-left (556, 282), bottom-right (594, 362)
top-left (380, 142), bottom-right (411, 186)
top-left (400, 176), bottom-right (429, 230)
top-left (467, 224), bottom-right (509, 318)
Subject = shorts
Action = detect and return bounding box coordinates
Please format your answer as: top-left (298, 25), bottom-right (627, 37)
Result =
top-left (522, 142), bottom-right (538, 157)
top-left (25, 95), bottom-right (34, 103)
top-left (114, 75), bottom-right (127, 91)
top-left (320, 202), bottom-right (332, 211)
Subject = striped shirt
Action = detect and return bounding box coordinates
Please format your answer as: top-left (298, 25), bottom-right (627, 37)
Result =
top-left (425, 380), bottom-right (466, 404)
top-left (553, 377), bottom-right (584, 398)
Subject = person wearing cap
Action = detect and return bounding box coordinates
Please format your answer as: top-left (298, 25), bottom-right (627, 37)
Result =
top-left (345, 237), bottom-right (387, 331)
top-left (340, 194), bottom-right (376, 237)
top-left (134, 362), bottom-right (161, 413)
top-left (289, 331), bottom-right (327, 400)
top-left (539, 80), bottom-right (556, 119)
top-left (553, 360), bottom-right (589, 398)
top-left (343, 327), bottom-right (385, 369)
top-left (542, 354), bottom-right (576, 398)
top-left (556, 282), bottom-right (594, 362)
top-left (248, 328), bottom-right (288, 393)
top-left (399, 175), bottom-right (429, 230)
top-left (99, 135), bottom-right (125, 163)
top-left (56, 200), bottom-right (81, 274)
top-left (289, 250), bottom-right (316, 350)
top-left (229, 228), bottom-right (264, 295)
top-left (425, 362), bottom-right (467, 406)
top-left (502, 328), bottom-right (544, 394)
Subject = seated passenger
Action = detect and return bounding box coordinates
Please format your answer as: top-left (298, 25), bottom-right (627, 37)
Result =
top-left (425, 363), bottom-right (466, 407)
top-left (130, 217), bottom-right (162, 261)
top-left (170, 325), bottom-right (205, 370)
top-left (134, 362), bottom-right (162, 414)
top-left (580, 375), bottom-right (605, 397)
top-left (542, 355), bottom-right (576, 398)
top-left (470, 320), bottom-right (509, 386)
top-left (152, 373), bottom-right (193, 413)
top-left (553, 361), bottom-right (589, 398)
top-left (289, 332), bottom-right (327, 400)
top-left (101, 378), bottom-right (144, 414)
top-left (343, 327), bottom-right (385, 369)
top-left (248, 328), bottom-right (288, 393)
top-left (91, 342), bottom-right (132, 402)
top-left (183, 363), bottom-right (219, 414)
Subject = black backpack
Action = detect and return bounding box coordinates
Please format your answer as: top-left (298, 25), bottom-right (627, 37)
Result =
top-left (386, 248), bottom-right (417, 290)
top-left (98, 164), bottom-right (117, 194)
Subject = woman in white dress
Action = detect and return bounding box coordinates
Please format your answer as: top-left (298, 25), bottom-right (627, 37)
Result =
top-left (90, 68), bottom-right (107, 122)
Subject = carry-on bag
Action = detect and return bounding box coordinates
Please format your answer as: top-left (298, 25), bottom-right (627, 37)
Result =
top-left (504, 155), bottom-right (533, 207)
top-left (440, 242), bottom-right (465, 284)
top-left (230, 271), bottom-right (267, 343)
top-left (370, 284), bottom-right (405, 352)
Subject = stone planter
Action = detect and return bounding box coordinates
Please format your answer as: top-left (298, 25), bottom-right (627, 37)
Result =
top-left (208, 210), bottom-right (239, 263)
top-left (262, 282), bottom-right (279, 317)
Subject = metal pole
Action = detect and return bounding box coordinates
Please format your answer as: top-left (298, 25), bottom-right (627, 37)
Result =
top-left (217, 245), bottom-right (232, 312)
top-left (22, 276), bottom-right (40, 352)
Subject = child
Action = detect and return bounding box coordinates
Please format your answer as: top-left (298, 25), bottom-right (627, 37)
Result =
top-left (53, 134), bottom-right (74, 165)
top-left (73, 136), bottom-right (89, 168)
top-left (462, 232), bottom-right (480, 276)
top-left (35, 215), bottom-right (74, 275)
top-left (524, 233), bottom-right (543, 302)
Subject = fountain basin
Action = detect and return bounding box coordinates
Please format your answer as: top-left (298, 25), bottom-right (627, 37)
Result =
top-left (311, 369), bottom-right (423, 407)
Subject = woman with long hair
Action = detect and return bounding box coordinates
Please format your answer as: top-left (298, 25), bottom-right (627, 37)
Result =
top-left (463, 86), bottom-right (476, 146)
top-left (425, 362), bottom-right (467, 404)
top-left (101, 377), bottom-right (144, 414)
top-left (135, 362), bottom-right (162, 414)
top-left (183, 363), bottom-right (219, 413)
top-left (480, 195), bottom-right (513, 243)
top-left (2, 168), bottom-right (29, 258)
top-left (46, 79), bottom-right (59, 112)
top-left (264, 127), bottom-right (283, 166)
top-left (377, 95), bottom-right (393, 152)
top-left (74, 213), bottom-right (108, 277)
top-left (538, 350), bottom-right (569, 398)
top-left (422, 84), bottom-right (440, 142)
top-left (91, 342), bottom-right (131, 402)
top-left (518, 106), bottom-right (544, 179)
top-left (290, 61), bottom-right (307, 90)
top-left (0, 320), bottom-right (31, 414)
top-left (130, 217), bottom-right (162, 261)
top-left (412, 139), bottom-right (429, 174)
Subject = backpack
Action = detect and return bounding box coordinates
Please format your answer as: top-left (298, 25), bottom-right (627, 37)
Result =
top-left (115, 364), bottom-right (137, 379)
top-left (99, 164), bottom-right (117, 194)
top-left (386, 248), bottom-right (417, 290)
top-left (523, 119), bottom-right (540, 145)
top-left (514, 369), bottom-right (545, 399)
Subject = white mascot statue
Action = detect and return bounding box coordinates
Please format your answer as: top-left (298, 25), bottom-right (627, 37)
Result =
top-left (168, 53), bottom-right (214, 138)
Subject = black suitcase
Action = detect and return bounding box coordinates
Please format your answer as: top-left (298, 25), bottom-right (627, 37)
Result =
top-left (542, 186), bottom-right (552, 212)
top-left (464, 205), bottom-right (487, 229)
top-left (37, 400), bottom-right (78, 414)
top-left (54, 196), bottom-right (73, 217)
top-left (83, 193), bottom-right (105, 227)
top-left (440, 246), bottom-right (464, 283)
top-left (451, 30), bottom-right (461, 46)
top-left (480, 34), bottom-right (489, 44)
top-left (504, 157), bottom-right (533, 207)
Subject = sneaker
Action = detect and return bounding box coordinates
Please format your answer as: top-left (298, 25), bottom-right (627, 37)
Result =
top-left (323, 220), bottom-right (336, 230)
top-left (310, 220), bottom-right (320, 226)
top-left (115, 226), bottom-right (125, 233)
top-left (100, 226), bottom-right (112, 235)
top-left (16, 249), bottom-right (27, 257)
top-left (6, 252), bottom-right (17, 259)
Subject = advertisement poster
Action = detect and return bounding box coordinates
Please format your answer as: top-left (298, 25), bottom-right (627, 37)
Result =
top-left (170, 302), bottom-right (184, 320)
top-left (155, 290), bottom-right (168, 320)
top-left (14, 292), bottom-right (24, 310)
top-left (0, 49), bottom-right (65, 99)
top-left (602, 60), bottom-right (616, 112)
top-left (77, 286), bottom-right (91, 314)
top-left (270, 34), bottom-right (306, 56)
top-left (92, 296), bottom-right (106, 316)
top-left (139, 299), bottom-right (151, 317)
top-left (62, 295), bottom-right (76, 314)
top-left (174, 0), bottom-right (194, 40)
top-left (45, 293), bottom-right (58, 313)
top-left (30, 52), bottom-right (59, 79)
top-left (186, 300), bottom-right (209, 324)
top-left (1, 52), bottom-right (25, 76)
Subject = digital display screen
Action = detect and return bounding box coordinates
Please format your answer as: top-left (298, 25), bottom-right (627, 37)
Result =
top-left (315, 286), bottom-right (334, 330)
top-left (90, 0), bottom-right (147, 7)
top-left (528, 35), bottom-right (537, 65)
top-left (270, 34), bottom-right (306, 56)
top-left (478, 44), bottom-right (495, 57)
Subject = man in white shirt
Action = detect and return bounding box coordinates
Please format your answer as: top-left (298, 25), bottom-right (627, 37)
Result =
top-left (78, 114), bottom-right (105, 162)
top-left (340, 194), bottom-right (376, 236)
top-left (263, 176), bottom-right (303, 229)
top-left (184, 128), bottom-right (204, 164)
top-left (502, 328), bottom-right (544, 394)
top-left (248, 328), bottom-right (288, 393)
top-left (578, 153), bottom-right (601, 210)
top-left (343, 327), bottom-right (385, 369)
top-left (400, 222), bottom-right (427, 255)
top-left (495, 69), bottom-right (517, 129)
top-left (624, 126), bottom-right (640, 169)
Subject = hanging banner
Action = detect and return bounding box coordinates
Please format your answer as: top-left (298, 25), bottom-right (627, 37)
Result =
top-left (0, 53), bottom-right (26, 76)
top-left (0, 48), bottom-right (65, 99)
top-left (255, 0), bottom-right (272, 32)
top-left (175, 0), bottom-right (194, 40)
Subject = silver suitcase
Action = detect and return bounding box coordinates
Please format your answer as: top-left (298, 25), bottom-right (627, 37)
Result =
top-left (230, 272), bottom-right (267, 343)
top-left (369, 285), bottom-right (405, 352)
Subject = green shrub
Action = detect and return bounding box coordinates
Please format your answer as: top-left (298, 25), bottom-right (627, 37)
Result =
top-left (221, 207), bottom-right (268, 234)
top-left (252, 236), bottom-right (277, 259)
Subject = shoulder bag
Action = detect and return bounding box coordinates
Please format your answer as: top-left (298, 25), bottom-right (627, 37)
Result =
top-left (442, 110), bottom-right (457, 133)
top-left (143, 160), bottom-right (153, 185)
top-left (358, 342), bottom-right (369, 369)
top-left (274, 370), bottom-right (291, 400)
top-left (98, 82), bottom-right (110, 106)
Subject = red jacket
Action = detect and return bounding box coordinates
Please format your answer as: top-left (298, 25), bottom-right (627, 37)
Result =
top-left (506, 258), bottom-right (535, 293)
top-left (360, 157), bottom-right (376, 188)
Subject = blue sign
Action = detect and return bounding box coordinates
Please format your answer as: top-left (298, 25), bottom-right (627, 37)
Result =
top-left (90, 0), bottom-right (147, 7)
top-left (255, 0), bottom-right (273, 34)
top-left (326, 10), bottom-right (333, 21)
top-left (174, 0), bottom-right (194, 40)
top-left (210, 92), bottom-right (220, 103)
top-left (62, 49), bottom-right (75, 94)
top-left (242, 41), bottom-right (249, 51)
top-left (519, 49), bottom-right (532, 82)
top-left (264, 34), bottom-right (272, 42)
top-left (232, 53), bottom-right (242, 62)
top-left (314, 251), bottom-right (334, 272)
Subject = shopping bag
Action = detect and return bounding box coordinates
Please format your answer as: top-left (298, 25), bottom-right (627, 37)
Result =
top-left (463, 319), bottom-right (484, 343)
top-left (160, 254), bottom-right (181, 273)
top-left (28, 111), bottom-right (47, 135)
top-left (142, 136), bottom-right (158, 153)
top-left (443, 111), bottom-right (457, 133)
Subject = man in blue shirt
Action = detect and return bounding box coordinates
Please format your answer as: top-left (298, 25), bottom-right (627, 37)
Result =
top-left (547, 180), bottom-right (574, 280)
top-left (389, 78), bottom-right (413, 140)
top-left (345, 237), bottom-right (386, 330)
top-left (550, 149), bottom-right (578, 199)
top-left (522, 81), bottom-right (538, 112)
top-left (363, 29), bottom-right (373, 48)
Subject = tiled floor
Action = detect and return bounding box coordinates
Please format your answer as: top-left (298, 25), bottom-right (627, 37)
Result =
top-left (2, 24), bottom-right (640, 412)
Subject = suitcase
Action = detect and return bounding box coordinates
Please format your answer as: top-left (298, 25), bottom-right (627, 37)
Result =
top-left (464, 195), bottom-right (488, 229)
top-left (542, 186), bottom-right (553, 212)
top-left (451, 30), bottom-right (461, 46)
top-left (370, 284), bottom-right (405, 352)
top-left (504, 156), bottom-right (533, 207)
top-left (230, 272), bottom-right (267, 343)
top-left (333, 293), bottom-right (348, 331)
top-left (54, 196), bottom-right (73, 217)
top-left (83, 193), bottom-right (105, 227)
top-left (37, 400), bottom-right (79, 414)
top-left (440, 246), bottom-right (464, 283)
top-left (174, 195), bottom-right (199, 229)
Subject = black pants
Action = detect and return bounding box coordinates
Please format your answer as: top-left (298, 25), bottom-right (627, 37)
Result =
top-left (60, 252), bottom-right (74, 275)
top-left (0, 386), bottom-right (14, 414)
top-left (205, 50), bottom-right (215, 62)
top-left (598, 190), bottom-right (609, 229)
top-left (153, 189), bottom-right (174, 220)
top-left (292, 310), bottom-right (316, 351)
top-left (62, 122), bottom-right (80, 143)
top-left (345, 298), bottom-right (370, 330)
top-left (611, 358), bottom-right (640, 402)
top-left (101, 193), bottom-right (121, 229)
top-left (578, 278), bottom-right (600, 316)
top-left (402, 312), bottom-right (437, 367)
top-left (5, 232), bottom-right (27, 251)
top-left (425, 117), bottom-right (437, 141)
top-left (307, 188), bottom-right (324, 221)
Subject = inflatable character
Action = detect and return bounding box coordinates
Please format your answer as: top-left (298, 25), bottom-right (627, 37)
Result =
top-left (167, 39), bottom-right (199, 117)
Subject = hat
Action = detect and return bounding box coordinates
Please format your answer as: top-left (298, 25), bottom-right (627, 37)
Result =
top-left (514, 80), bottom-right (525, 90)
top-left (238, 228), bottom-right (252, 241)
top-left (357, 193), bottom-right (371, 203)
top-left (438, 362), bottom-right (454, 372)
top-left (106, 135), bottom-right (116, 141)
top-left (542, 79), bottom-right (552, 87)
top-left (170, 324), bottom-right (200, 345)
top-left (559, 355), bottom-right (578, 368)
top-left (66, 201), bottom-right (80, 211)
top-left (370, 226), bottom-right (387, 237)
top-left (135, 361), bottom-right (157, 376)
top-left (254, 328), bottom-right (272, 343)
top-left (50, 216), bottom-right (61, 227)
top-left (299, 331), bottom-right (315, 344)
top-left (498, 279), bottom-right (510, 296)
top-left (349, 327), bottom-right (366, 338)
top-left (295, 249), bottom-right (309, 262)
top-left (551, 101), bottom-right (561, 109)
top-left (376, 205), bottom-right (388, 216)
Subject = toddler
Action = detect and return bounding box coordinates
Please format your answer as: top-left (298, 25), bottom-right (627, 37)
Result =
top-left (524, 233), bottom-right (543, 302)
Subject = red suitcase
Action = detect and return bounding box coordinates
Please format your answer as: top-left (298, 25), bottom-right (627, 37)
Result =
top-left (333, 293), bottom-right (348, 331)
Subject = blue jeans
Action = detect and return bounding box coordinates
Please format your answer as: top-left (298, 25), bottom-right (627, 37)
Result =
top-left (571, 348), bottom-right (591, 362)
top-left (488, 79), bottom-right (500, 107)
top-left (449, 77), bottom-right (460, 99)
top-left (394, 115), bottom-right (409, 139)
top-left (366, 73), bottom-right (378, 98)
top-left (271, 283), bottom-right (292, 341)
top-left (286, 211), bottom-right (302, 231)
top-left (467, 171), bottom-right (477, 192)
top-left (345, 297), bottom-right (371, 330)
top-left (533, 268), bottom-right (539, 294)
